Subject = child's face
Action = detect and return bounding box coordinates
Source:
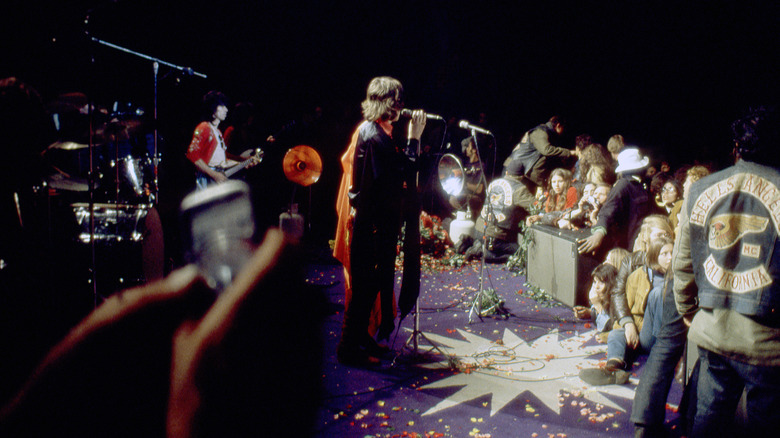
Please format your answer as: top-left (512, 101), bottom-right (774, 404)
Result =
top-left (658, 243), bottom-right (674, 273)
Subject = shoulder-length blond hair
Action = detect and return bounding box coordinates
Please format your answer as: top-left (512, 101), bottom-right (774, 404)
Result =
top-left (632, 214), bottom-right (673, 252)
top-left (361, 76), bottom-right (404, 122)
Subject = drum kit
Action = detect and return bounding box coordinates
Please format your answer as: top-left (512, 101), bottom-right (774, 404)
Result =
top-left (39, 100), bottom-right (159, 295)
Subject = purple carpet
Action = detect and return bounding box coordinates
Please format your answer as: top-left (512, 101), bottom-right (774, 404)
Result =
top-left (306, 254), bottom-right (686, 438)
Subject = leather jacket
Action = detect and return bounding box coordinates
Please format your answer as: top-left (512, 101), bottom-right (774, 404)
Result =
top-left (611, 251), bottom-right (646, 326)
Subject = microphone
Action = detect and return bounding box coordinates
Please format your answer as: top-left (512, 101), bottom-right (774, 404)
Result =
top-left (400, 108), bottom-right (444, 121)
top-left (459, 120), bottom-right (492, 136)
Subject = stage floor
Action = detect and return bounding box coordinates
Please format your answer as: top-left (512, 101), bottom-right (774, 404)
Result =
top-left (309, 250), bottom-right (686, 438)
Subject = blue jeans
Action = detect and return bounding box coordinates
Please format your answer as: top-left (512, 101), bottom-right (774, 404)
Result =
top-left (693, 347), bottom-right (780, 437)
top-left (607, 284), bottom-right (663, 363)
top-left (607, 323), bottom-right (654, 363)
top-left (630, 280), bottom-right (688, 429)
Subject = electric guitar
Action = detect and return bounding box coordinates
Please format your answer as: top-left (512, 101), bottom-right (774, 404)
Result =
top-left (222, 148), bottom-right (264, 178)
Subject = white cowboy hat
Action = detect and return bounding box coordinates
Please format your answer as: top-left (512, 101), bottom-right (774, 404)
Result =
top-left (615, 147), bottom-right (650, 173)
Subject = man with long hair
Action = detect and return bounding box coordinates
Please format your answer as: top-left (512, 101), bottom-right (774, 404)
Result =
top-left (334, 77), bottom-right (426, 366)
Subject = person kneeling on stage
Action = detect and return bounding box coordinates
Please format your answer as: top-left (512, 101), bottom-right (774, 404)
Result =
top-left (464, 156), bottom-right (537, 263)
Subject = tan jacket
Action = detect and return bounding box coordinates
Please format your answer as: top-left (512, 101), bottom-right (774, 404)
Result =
top-left (621, 267), bottom-right (652, 332)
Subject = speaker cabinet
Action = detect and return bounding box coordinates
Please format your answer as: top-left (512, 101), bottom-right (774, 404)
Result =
top-left (526, 224), bottom-right (600, 307)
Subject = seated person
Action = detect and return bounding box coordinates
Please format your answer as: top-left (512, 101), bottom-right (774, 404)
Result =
top-left (608, 237), bottom-right (674, 366)
top-left (573, 263), bottom-right (618, 343)
top-left (580, 236), bottom-right (674, 386)
top-left (448, 136), bottom-right (485, 218)
top-left (611, 215), bottom-right (674, 358)
top-left (526, 168), bottom-right (578, 227)
top-left (604, 247), bottom-right (630, 271)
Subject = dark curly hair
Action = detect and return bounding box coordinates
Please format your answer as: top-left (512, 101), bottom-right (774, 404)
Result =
top-left (201, 91), bottom-right (229, 122)
top-left (732, 105), bottom-right (780, 167)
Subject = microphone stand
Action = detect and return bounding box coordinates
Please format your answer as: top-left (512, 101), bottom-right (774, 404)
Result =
top-left (396, 130), bottom-right (446, 363)
top-left (84, 10), bottom-right (98, 307)
top-left (466, 130), bottom-right (508, 323)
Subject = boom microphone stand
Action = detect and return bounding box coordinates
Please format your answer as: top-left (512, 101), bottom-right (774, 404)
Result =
top-left (89, 36), bottom-right (207, 204)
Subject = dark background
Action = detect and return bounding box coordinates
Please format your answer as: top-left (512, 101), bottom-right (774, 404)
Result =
top-left (3, 0), bottom-right (779, 244)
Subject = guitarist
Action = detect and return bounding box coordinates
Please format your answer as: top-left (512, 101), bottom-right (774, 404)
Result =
top-left (186, 91), bottom-right (259, 189)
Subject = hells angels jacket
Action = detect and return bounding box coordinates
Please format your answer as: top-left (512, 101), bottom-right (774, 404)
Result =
top-left (674, 160), bottom-right (780, 364)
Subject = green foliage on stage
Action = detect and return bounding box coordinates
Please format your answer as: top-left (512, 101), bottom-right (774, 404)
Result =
top-left (470, 287), bottom-right (507, 316)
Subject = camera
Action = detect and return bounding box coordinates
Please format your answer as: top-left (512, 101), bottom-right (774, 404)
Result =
top-left (180, 181), bottom-right (257, 292)
top-left (581, 195), bottom-right (600, 214)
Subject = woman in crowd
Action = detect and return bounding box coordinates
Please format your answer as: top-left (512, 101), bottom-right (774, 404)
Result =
top-left (579, 143), bottom-right (616, 185)
top-left (526, 168), bottom-right (578, 226)
top-left (668, 164), bottom-right (711, 231)
top-left (573, 263), bottom-right (619, 343)
top-left (656, 178), bottom-right (682, 215)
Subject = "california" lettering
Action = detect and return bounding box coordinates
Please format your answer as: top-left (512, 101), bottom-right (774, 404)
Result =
top-left (703, 254), bottom-right (773, 293)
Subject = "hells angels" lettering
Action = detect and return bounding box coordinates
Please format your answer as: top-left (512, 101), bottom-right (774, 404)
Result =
top-left (690, 173), bottom-right (780, 233)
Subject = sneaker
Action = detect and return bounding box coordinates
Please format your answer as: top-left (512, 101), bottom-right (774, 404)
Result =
top-left (579, 367), bottom-right (630, 386)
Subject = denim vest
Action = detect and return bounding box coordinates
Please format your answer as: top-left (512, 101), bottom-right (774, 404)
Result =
top-left (478, 176), bottom-right (526, 240)
top-left (686, 160), bottom-right (780, 320)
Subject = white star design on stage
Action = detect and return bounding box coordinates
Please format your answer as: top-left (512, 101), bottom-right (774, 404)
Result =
top-left (414, 328), bottom-right (637, 417)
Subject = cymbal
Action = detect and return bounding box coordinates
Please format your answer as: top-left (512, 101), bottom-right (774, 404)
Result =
top-left (47, 173), bottom-right (93, 192)
top-left (283, 145), bottom-right (322, 187)
top-left (46, 92), bottom-right (88, 113)
top-left (46, 141), bottom-right (90, 151)
top-left (96, 118), bottom-right (145, 142)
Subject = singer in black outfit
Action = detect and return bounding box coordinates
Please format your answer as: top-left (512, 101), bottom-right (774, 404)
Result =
top-left (337, 76), bottom-right (426, 366)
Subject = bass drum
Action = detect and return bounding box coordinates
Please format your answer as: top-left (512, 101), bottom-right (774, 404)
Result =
top-left (70, 203), bottom-right (164, 298)
top-left (71, 203), bottom-right (149, 243)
